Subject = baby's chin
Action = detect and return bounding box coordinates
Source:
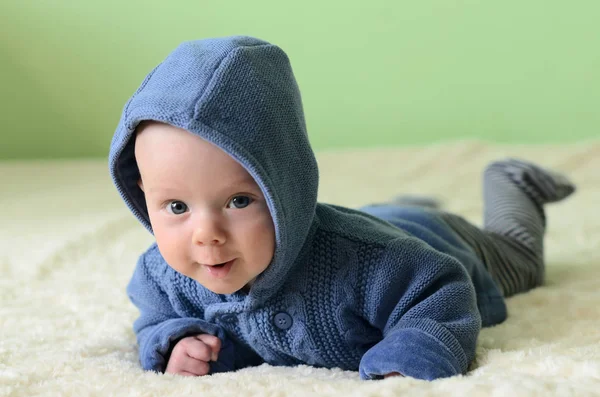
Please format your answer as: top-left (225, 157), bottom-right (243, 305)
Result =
top-left (202, 281), bottom-right (252, 295)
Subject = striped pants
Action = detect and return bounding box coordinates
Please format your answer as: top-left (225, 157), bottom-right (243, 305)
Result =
top-left (435, 159), bottom-right (575, 297)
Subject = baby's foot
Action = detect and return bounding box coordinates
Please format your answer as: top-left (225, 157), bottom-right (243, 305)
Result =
top-left (493, 158), bottom-right (576, 205)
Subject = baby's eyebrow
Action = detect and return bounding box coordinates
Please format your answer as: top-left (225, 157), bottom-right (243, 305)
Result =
top-left (223, 178), bottom-right (261, 192)
top-left (146, 186), bottom-right (182, 195)
top-left (148, 182), bottom-right (259, 195)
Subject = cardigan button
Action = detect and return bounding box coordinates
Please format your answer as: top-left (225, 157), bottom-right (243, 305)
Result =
top-left (220, 314), bottom-right (236, 323)
top-left (273, 312), bottom-right (293, 330)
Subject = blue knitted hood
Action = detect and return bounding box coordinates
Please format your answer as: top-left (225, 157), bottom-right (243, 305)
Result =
top-left (108, 36), bottom-right (319, 303)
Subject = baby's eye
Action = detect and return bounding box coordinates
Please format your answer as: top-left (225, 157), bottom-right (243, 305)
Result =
top-left (166, 200), bottom-right (188, 215)
top-left (227, 195), bottom-right (253, 209)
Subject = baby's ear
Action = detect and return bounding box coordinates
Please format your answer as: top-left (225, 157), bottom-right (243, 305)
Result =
top-left (137, 179), bottom-right (144, 192)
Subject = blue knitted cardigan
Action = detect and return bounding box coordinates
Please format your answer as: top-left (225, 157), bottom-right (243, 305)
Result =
top-left (108, 36), bottom-right (507, 380)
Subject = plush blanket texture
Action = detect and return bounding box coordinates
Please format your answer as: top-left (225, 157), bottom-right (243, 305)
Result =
top-left (1, 141), bottom-right (598, 396)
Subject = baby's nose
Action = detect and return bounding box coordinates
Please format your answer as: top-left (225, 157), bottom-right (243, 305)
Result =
top-left (192, 217), bottom-right (226, 246)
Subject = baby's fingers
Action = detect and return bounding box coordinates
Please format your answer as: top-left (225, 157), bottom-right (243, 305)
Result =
top-left (165, 350), bottom-right (210, 376)
top-left (195, 334), bottom-right (221, 362)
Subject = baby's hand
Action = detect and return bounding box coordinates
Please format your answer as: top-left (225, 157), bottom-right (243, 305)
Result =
top-left (165, 334), bottom-right (221, 376)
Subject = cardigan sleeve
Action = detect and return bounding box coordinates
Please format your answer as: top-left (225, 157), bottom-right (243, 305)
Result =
top-left (358, 236), bottom-right (482, 380)
top-left (126, 248), bottom-right (235, 374)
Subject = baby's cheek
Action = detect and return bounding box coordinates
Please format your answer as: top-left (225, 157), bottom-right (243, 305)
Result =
top-left (239, 218), bottom-right (273, 258)
top-left (155, 230), bottom-right (187, 269)
top-left (255, 214), bottom-right (275, 242)
top-left (257, 220), bottom-right (276, 262)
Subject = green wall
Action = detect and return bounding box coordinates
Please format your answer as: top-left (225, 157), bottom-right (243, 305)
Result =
top-left (1, 0), bottom-right (599, 160)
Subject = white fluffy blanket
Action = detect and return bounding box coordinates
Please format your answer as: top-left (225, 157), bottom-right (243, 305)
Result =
top-left (2, 141), bottom-right (599, 396)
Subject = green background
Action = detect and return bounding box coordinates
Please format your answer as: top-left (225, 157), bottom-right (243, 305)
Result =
top-left (1, 0), bottom-right (598, 160)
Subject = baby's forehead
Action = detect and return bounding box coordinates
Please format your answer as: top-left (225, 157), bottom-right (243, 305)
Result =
top-left (134, 121), bottom-right (261, 185)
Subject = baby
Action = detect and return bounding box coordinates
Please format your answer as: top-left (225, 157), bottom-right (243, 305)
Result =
top-left (108, 36), bottom-right (575, 380)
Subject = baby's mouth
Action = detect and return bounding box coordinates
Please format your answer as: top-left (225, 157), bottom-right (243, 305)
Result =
top-left (203, 260), bottom-right (230, 267)
top-left (201, 259), bottom-right (235, 278)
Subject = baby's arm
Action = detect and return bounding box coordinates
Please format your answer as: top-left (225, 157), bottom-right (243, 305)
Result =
top-left (126, 247), bottom-right (235, 374)
top-left (358, 237), bottom-right (481, 381)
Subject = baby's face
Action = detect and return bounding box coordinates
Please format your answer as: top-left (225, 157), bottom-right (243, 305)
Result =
top-left (135, 122), bottom-right (275, 294)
